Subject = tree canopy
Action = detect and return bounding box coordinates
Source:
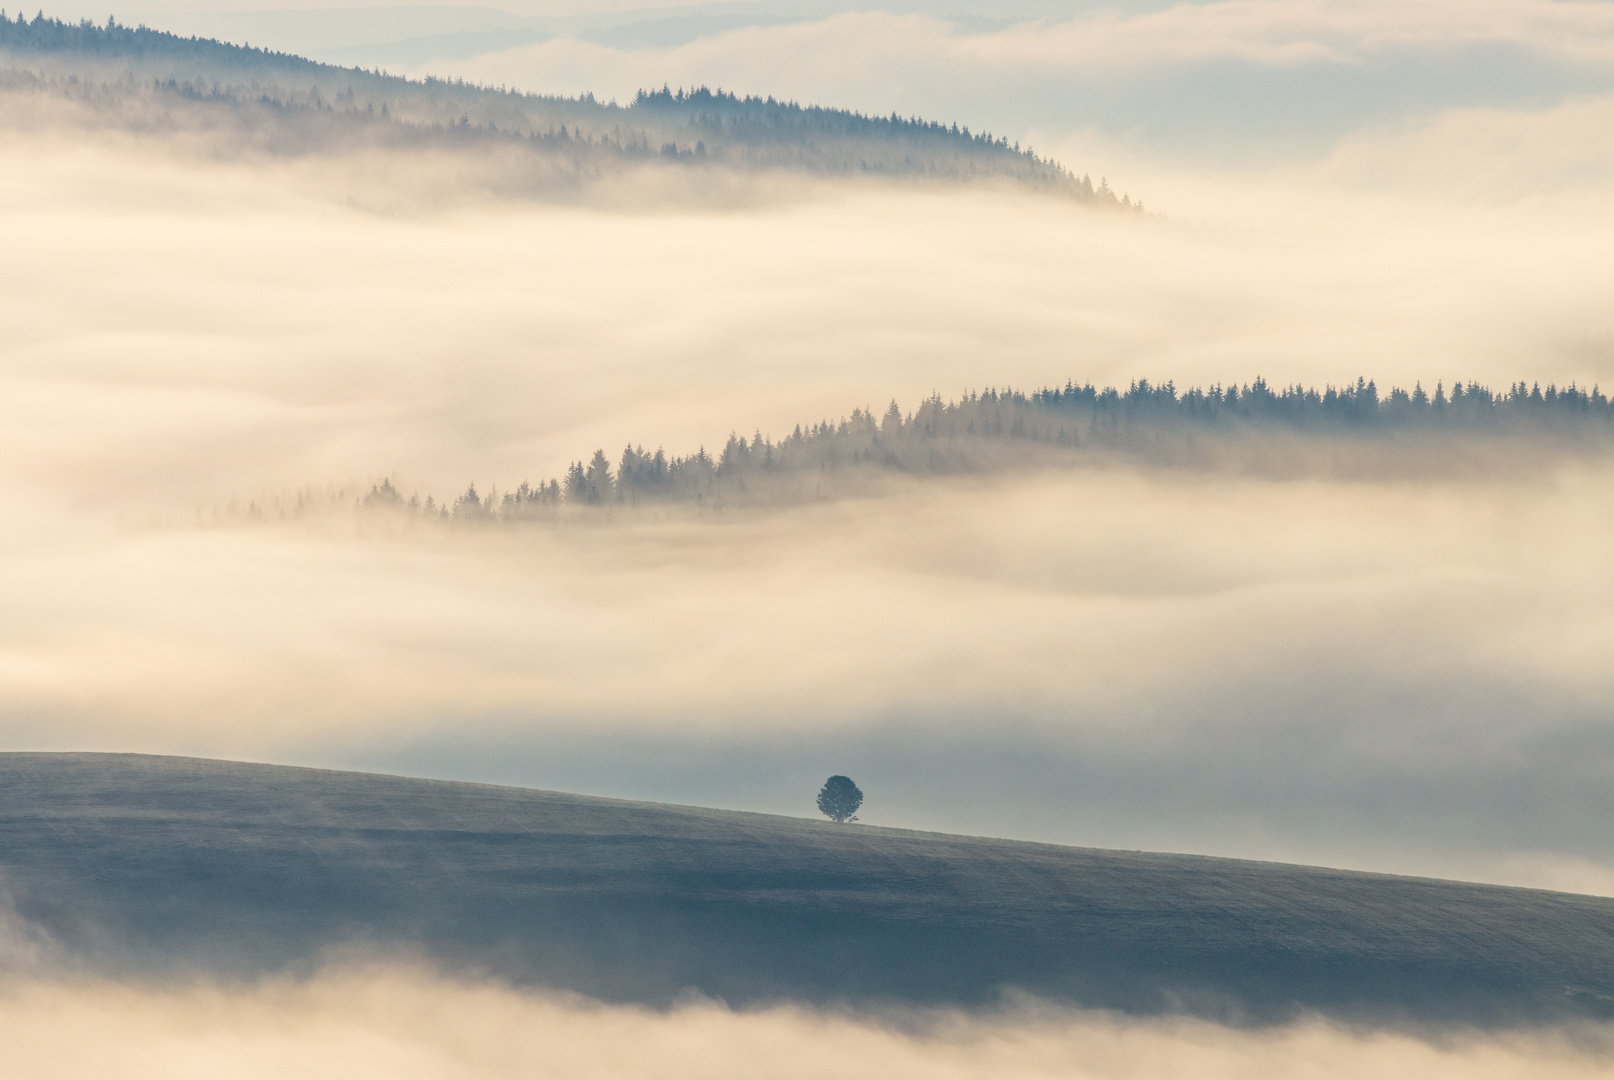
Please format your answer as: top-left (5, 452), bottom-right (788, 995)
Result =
top-left (817, 776), bottom-right (863, 823)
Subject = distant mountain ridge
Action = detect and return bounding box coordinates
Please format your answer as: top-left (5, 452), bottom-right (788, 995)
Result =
top-left (0, 13), bottom-right (1130, 203)
top-left (1, 752), bottom-right (1610, 1024)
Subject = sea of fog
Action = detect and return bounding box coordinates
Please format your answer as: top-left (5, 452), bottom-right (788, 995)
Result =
top-left (3, 4), bottom-right (1614, 1070)
top-left (2, 101), bottom-right (1612, 891)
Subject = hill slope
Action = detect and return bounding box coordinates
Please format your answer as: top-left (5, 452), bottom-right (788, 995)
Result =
top-left (347, 376), bottom-right (1614, 518)
top-left (0, 14), bottom-right (1122, 204)
top-left (0, 753), bottom-right (1609, 1023)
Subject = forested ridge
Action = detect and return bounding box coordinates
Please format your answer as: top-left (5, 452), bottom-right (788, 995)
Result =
top-left (0, 12), bottom-right (1126, 201)
top-left (343, 376), bottom-right (1613, 521)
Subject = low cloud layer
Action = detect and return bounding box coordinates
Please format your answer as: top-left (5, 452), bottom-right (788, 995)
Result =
top-left (2, 112), bottom-right (1610, 510)
top-left (5, 462), bottom-right (1614, 891)
top-left (3, 13), bottom-right (1614, 895)
top-left (2, 966), bottom-right (1611, 1080)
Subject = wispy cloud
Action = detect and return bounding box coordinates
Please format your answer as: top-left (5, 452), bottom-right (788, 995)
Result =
top-left (434, 0), bottom-right (1614, 151)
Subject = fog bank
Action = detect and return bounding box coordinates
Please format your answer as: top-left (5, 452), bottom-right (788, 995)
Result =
top-left (2, 967), bottom-right (1611, 1080)
top-left (3, 30), bottom-right (1614, 893)
top-left (4, 464), bottom-right (1614, 892)
top-left (2, 121), bottom-right (1611, 513)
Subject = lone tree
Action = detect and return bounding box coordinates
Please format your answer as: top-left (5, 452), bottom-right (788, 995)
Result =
top-left (816, 775), bottom-right (863, 823)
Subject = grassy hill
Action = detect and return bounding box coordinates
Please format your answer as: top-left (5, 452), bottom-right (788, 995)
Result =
top-left (1, 753), bottom-right (1610, 1024)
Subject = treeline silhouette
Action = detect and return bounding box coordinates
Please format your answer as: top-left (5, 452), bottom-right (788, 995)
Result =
top-left (357, 377), bottom-right (1614, 520)
top-left (0, 13), bottom-right (1128, 202)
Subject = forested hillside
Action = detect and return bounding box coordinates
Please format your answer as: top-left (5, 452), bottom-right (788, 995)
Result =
top-left (345, 377), bottom-right (1613, 521)
top-left (0, 13), bottom-right (1125, 202)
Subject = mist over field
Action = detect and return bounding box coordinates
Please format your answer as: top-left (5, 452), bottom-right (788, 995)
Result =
top-left (5, 966), bottom-right (1614, 1080)
top-left (3, 1), bottom-right (1614, 1073)
top-left (3, 968), bottom-right (1614, 1078)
